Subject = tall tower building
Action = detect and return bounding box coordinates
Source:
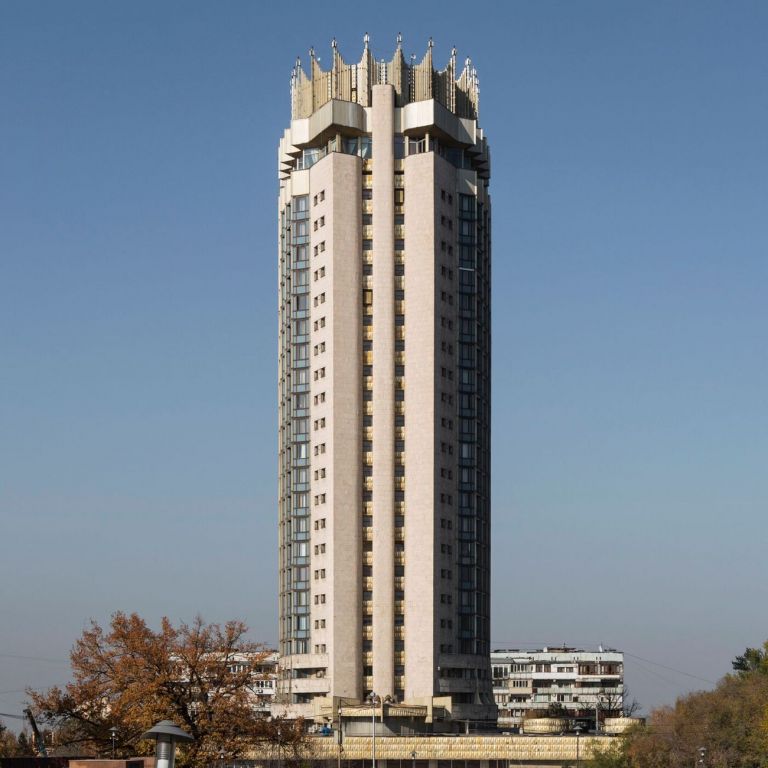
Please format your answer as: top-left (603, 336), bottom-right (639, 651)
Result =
top-left (277, 36), bottom-right (494, 725)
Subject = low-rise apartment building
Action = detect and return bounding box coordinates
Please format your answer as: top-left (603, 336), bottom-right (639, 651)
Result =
top-left (491, 647), bottom-right (624, 730)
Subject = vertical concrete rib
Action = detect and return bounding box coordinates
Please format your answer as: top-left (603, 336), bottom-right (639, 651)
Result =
top-left (327, 153), bottom-right (363, 700)
top-left (403, 153), bottom-right (437, 701)
top-left (371, 84), bottom-right (395, 697)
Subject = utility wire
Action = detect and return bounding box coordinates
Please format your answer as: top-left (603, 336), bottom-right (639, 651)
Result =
top-left (622, 652), bottom-right (715, 686)
top-left (491, 643), bottom-right (715, 686)
top-left (0, 653), bottom-right (68, 665)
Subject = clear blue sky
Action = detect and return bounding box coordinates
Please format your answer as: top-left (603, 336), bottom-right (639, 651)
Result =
top-left (1, 0), bottom-right (767, 721)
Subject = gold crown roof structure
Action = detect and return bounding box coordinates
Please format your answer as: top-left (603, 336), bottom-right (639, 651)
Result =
top-left (291, 34), bottom-right (479, 120)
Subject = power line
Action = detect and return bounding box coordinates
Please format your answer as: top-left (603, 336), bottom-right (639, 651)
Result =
top-left (622, 652), bottom-right (715, 686)
top-left (0, 653), bottom-right (68, 665)
top-left (491, 643), bottom-right (716, 686)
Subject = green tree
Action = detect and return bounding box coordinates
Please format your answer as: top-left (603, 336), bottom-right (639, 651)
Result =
top-left (732, 641), bottom-right (768, 675)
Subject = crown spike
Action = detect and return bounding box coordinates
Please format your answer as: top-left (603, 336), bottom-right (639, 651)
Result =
top-left (364, 32), bottom-right (370, 48)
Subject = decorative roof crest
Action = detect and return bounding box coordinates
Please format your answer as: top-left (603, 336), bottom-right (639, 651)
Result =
top-left (290, 37), bottom-right (479, 120)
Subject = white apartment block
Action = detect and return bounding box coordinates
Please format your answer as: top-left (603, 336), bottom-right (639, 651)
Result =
top-left (491, 647), bottom-right (624, 729)
top-left (277, 36), bottom-right (493, 725)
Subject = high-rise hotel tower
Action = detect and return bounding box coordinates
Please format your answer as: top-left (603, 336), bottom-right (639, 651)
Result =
top-left (277, 36), bottom-right (494, 724)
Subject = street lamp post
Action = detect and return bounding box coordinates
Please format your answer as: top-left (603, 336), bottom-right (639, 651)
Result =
top-left (410, 749), bottom-right (416, 768)
top-left (109, 727), bottom-right (118, 759)
top-left (574, 724), bottom-right (583, 768)
top-left (697, 746), bottom-right (706, 768)
top-left (141, 721), bottom-right (193, 768)
top-left (367, 692), bottom-right (378, 768)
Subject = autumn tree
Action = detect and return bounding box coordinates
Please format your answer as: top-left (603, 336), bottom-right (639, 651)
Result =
top-left (27, 613), bottom-right (305, 767)
top-left (586, 638), bottom-right (768, 768)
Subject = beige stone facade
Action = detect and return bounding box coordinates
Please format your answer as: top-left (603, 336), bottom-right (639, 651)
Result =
top-left (277, 37), bottom-right (492, 724)
top-left (252, 734), bottom-right (610, 767)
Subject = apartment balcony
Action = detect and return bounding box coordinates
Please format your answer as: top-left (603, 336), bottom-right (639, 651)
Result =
top-left (394, 224), bottom-right (405, 239)
top-left (363, 577), bottom-right (373, 591)
top-left (363, 477), bottom-right (373, 492)
top-left (395, 551), bottom-right (405, 566)
top-left (363, 426), bottom-right (373, 441)
top-left (394, 477), bottom-right (405, 491)
top-left (363, 225), bottom-right (373, 239)
top-left (362, 200), bottom-right (373, 214)
top-left (363, 326), bottom-right (373, 341)
top-left (289, 677), bottom-right (330, 694)
top-left (395, 351), bottom-right (405, 365)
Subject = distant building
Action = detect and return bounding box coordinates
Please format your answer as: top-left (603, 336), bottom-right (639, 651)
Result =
top-left (491, 647), bottom-right (624, 729)
top-left (226, 651), bottom-right (278, 713)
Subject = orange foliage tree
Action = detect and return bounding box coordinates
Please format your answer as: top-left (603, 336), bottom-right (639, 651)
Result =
top-left (27, 613), bottom-right (305, 767)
